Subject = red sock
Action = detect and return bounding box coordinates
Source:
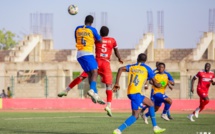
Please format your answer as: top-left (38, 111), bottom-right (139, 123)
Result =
top-left (200, 100), bottom-right (209, 112)
top-left (193, 98), bottom-right (205, 114)
top-left (68, 77), bottom-right (83, 89)
top-left (106, 90), bottom-right (113, 103)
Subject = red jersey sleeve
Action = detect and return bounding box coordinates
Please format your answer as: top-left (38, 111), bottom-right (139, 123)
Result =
top-left (195, 71), bottom-right (201, 78)
top-left (112, 38), bottom-right (117, 48)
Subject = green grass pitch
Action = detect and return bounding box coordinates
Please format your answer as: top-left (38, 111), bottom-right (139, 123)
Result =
top-left (0, 112), bottom-right (214, 134)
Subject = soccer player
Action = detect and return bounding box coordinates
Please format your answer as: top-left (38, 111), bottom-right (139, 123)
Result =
top-left (112, 53), bottom-right (166, 134)
top-left (58, 26), bottom-right (123, 116)
top-left (141, 61), bottom-right (174, 121)
top-left (187, 63), bottom-right (215, 122)
top-left (142, 62), bottom-right (174, 124)
top-left (74, 15), bottom-right (104, 104)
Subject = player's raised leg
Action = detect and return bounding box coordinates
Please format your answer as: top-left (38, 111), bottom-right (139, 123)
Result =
top-left (143, 97), bottom-right (166, 134)
top-left (161, 97), bottom-right (172, 121)
top-left (87, 69), bottom-right (105, 104)
top-left (58, 72), bottom-right (88, 97)
top-left (77, 55), bottom-right (105, 104)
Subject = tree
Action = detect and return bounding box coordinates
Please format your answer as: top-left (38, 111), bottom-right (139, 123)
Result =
top-left (0, 29), bottom-right (17, 50)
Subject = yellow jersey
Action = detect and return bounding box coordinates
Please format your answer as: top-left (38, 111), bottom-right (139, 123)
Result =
top-left (153, 72), bottom-right (174, 94)
top-left (126, 63), bottom-right (154, 95)
top-left (75, 25), bottom-right (101, 53)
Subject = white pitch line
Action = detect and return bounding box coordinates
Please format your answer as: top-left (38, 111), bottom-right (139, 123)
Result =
top-left (4, 116), bottom-right (109, 121)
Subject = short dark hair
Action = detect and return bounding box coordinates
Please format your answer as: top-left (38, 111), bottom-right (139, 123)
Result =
top-left (158, 62), bottom-right (165, 68)
top-left (137, 53), bottom-right (147, 62)
top-left (85, 15), bottom-right (94, 24)
top-left (205, 63), bottom-right (211, 67)
top-left (156, 61), bottom-right (160, 67)
top-left (100, 26), bottom-right (109, 37)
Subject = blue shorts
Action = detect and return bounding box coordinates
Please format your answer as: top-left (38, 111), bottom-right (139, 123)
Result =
top-left (77, 55), bottom-right (98, 72)
top-left (128, 93), bottom-right (145, 110)
top-left (153, 93), bottom-right (168, 107)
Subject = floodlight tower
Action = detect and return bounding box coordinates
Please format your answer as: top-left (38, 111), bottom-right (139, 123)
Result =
top-left (30, 13), bottom-right (53, 39)
top-left (101, 12), bottom-right (108, 26)
top-left (157, 10), bottom-right (164, 49)
top-left (147, 11), bottom-right (153, 33)
top-left (208, 8), bottom-right (215, 32)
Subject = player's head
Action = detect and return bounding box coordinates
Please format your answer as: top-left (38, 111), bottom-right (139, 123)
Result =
top-left (204, 63), bottom-right (211, 72)
top-left (137, 53), bottom-right (147, 63)
top-left (100, 26), bottom-right (109, 37)
top-left (85, 15), bottom-right (94, 25)
top-left (156, 61), bottom-right (160, 69)
top-left (158, 62), bottom-right (165, 73)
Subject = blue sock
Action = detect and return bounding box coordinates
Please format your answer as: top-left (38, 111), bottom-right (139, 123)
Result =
top-left (90, 81), bottom-right (97, 93)
top-left (118, 115), bottom-right (136, 132)
top-left (167, 110), bottom-right (171, 117)
top-left (163, 102), bottom-right (171, 114)
top-left (149, 106), bottom-right (157, 127)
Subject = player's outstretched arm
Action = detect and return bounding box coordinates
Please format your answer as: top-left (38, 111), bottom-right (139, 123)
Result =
top-left (168, 80), bottom-right (174, 86)
top-left (191, 76), bottom-right (197, 93)
top-left (211, 78), bottom-right (215, 85)
top-left (112, 66), bottom-right (126, 92)
top-left (114, 48), bottom-right (123, 64)
top-left (168, 83), bottom-right (173, 90)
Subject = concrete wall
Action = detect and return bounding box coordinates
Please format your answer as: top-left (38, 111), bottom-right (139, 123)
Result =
top-left (154, 49), bottom-right (193, 61)
top-left (0, 50), bottom-right (10, 62)
top-left (41, 50), bottom-right (72, 62)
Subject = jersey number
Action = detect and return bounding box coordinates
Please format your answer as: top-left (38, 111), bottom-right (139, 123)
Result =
top-left (101, 44), bottom-right (107, 52)
top-left (129, 74), bottom-right (139, 86)
top-left (81, 37), bottom-right (86, 46)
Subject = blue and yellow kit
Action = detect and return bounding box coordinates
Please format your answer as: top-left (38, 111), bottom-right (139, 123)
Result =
top-left (126, 63), bottom-right (154, 95)
top-left (75, 25), bottom-right (101, 53)
top-left (152, 72), bottom-right (174, 94)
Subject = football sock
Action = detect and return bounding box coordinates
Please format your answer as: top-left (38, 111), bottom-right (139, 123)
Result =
top-left (65, 87), bottom-right (70, 92)
top-left (149, 106), bottom-right (157, 127)
top-left (107, 102), bottom-right (111, 108)
top-left (200, 100), bottom-right (209, 112)
top-left (90, 81), bottom-right (97, 93)
top-left (106, 90), bottom-right (112, 103)
top-left (118, 115), bottom-right (136, 132)
top-left (163, 102), bottom-right (171, 114)
top-left (68, 77), bottom-right (82, 89)
top-left (167, 110), bottom-right (171, 117)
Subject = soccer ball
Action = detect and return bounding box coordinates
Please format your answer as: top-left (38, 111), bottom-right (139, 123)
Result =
top-left (68, 5), bottom-right (78, 15)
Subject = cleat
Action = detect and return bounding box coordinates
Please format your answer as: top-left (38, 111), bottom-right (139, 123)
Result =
top-left (140, 113), bottom-right (148, 124)
top-left (113, 129), bottom-right (121, 134)
top-left (57, 91), bottom-right (67, 97)
top-left (168, 116), bottom-right (174, 120)
top-left (104, 106), bottom-right (112, 117)
top-left (187, 114), bottom-right (195, 122)
top-left (96, 94), bottom-right (106, 105)
top-left (87, 90), bottom-right (97, 104)
top-left (153, 126), bottom-right (166, 134)
top-left (161, 114), bottom-right (170, 121)
top-left (194, 108), bottom-right (200, 118)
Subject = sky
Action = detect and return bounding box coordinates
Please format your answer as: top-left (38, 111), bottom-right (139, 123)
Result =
top-left (0, 0), bottom-right (214, 49)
